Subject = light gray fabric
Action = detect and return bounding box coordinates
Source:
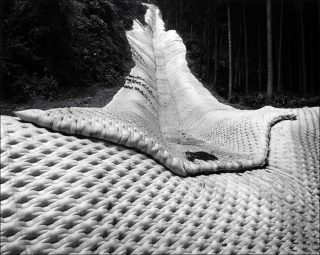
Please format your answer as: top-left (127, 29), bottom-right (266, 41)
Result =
top-left (1, 5), bottom-right (319, 254)
top-left (14, 5), bottom-right (300, 176)
top-left (1, 107), bottom-right (319, 254)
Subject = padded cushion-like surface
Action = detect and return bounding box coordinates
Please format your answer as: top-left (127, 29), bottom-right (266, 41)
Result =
top-left (1, 4), bottom-right (319, 254)
top-left (15, 5), bottom-right (296, 176)
top-left (1, 108), bottom-right (319, 254)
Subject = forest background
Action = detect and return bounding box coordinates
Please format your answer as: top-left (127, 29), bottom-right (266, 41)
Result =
top-left (0, 0), bottom-right (319, 115)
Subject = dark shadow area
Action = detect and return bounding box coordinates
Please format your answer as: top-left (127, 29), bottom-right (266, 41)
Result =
top-left (154, 0), bottom-right (320, 108)
top-left (0, 0), bottom-right (146, 109)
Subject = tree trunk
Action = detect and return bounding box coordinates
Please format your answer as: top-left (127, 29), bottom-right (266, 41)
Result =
top-left (206, 23), bottom-right (211, 83)
top-left (175, 1), bottom-right (179, 29)
top-left (298, 39), bottom-right (303, 93)
top-left (0, 0), bottom-right (3, 93)
top-left (289, 46), bottom-right (293, 93)
top-left (299, 3), bottom-right (307, 95)
top-left (213, 3), bottom-right (218, 89)
top-left (239, 68), bottom-right (242, 92)
top-left (318, 0), bottom-right (320, 94)
top-left (258, 20), bottom-right (262, 91)
top-left (277, 0), bottom-right (284, 93)
top-left (179, 0), bottom-right (182, 30)
top-left (242, 0), bottom-right (249, 95)
top-left (235, 3), bottom-right (243, 90)
top-left (309, 34), bottom-right (314, 94)
top-left (199, 20), bottom-right (204, 78)
top-left (227, 4), bottom-right (233, 101)
top-left (266, 0), bottom-right (273, 100)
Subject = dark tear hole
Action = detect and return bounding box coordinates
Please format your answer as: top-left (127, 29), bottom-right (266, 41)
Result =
top-left (185, 151), bottom-right (218, 162)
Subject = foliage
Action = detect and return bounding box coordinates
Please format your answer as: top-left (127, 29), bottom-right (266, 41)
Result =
top-left (1, 0), bottom-right (146, 102)
top-left (10, 74), bottom-right (58, 102)
top-left (155, 0), bottom-right (320, 107)
top-left (235, 92), bottom-right (320, 109)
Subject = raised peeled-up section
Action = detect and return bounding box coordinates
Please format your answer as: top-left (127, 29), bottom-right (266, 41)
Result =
top-left (16, 4), bottom-right (296, 176)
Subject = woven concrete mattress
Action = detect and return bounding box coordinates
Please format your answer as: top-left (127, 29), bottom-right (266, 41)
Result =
top-left (1, 108), bottom-right (320, 254)
top-left (14, 5), bottom-right (296, 176)
top-left (1, 4), bottom-right (320, 255)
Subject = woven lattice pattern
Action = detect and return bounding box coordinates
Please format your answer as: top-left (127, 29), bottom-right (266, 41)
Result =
top-left (1, 107), bottom-right (319, 254)
top-left (15, 5), bottom-right (296, 176)
top-left (1, 4), bottom-right (320, 254)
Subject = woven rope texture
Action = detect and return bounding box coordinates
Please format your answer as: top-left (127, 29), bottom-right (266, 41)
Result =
top-left (1, 107), bottom-right (319, 254)
top-left (1, 3), bottom-right (319, 254)
top-left (15, 5), bottom-right (297, 176)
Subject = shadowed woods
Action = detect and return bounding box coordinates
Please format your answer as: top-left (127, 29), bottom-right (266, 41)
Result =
top-left (1, 0), bottom-right (319, 113)
top-left (154, 0), bottom-right (320, 108)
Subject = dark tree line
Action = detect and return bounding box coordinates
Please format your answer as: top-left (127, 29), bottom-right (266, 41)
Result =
top-left (0, 0), bottom-right (146, 102)
top-left (1, 0), bottom-right (319, 108)
top-left (154, 0), bottom-right (320, 107)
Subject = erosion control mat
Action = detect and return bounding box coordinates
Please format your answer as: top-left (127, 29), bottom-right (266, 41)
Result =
top-left (1, 105), bottom-right (319, 254)
top-left (2, 5), bottom-right (319, 254)
top-left (15, 5), bottom-right (298, 176)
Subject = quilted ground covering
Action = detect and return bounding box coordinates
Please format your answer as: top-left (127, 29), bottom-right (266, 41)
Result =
top-left (15, 5), bottom-right (296, 176)
top-left (1, 4), bottom-right (320, 255)
top-left (1, 108), bottom-right (320, 254)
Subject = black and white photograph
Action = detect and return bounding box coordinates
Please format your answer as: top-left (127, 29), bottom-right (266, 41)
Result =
top-left (0, 0), bottom-right (319, 254)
